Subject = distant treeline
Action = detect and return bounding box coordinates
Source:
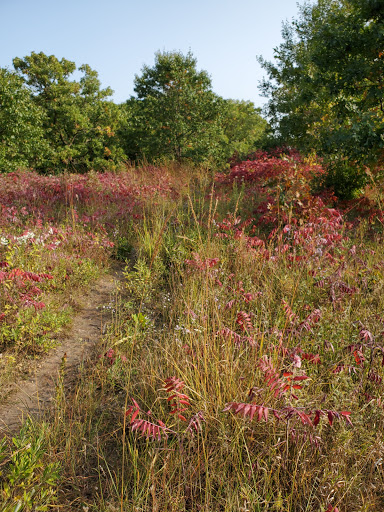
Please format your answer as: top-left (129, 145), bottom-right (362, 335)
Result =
top-left (1, 0), bottom-right (382, 198)
top-left (0, 50), bottom-right (268, 174)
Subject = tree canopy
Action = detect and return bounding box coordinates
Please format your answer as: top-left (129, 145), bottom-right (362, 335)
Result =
top-left (259, 0), bottom-right (384, 197)
top-left (13, 52), bottom-right (125, 173)
top-left (0, 49), bottom-right (268, 174)
top-left (221, 99), bottom-right (269, 159)
top-left (121, 51), bottom-right (226, 165)
top-left (0, 68), bottom-right (48, 173)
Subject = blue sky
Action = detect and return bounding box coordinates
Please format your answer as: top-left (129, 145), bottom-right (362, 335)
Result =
top-left (0, 0), bottom-right (306, 108)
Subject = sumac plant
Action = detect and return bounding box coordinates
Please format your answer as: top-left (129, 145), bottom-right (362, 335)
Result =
top-left (125, 376), bottom-right (204, 441)
top-left (224, 354), bottom-right (353, 448)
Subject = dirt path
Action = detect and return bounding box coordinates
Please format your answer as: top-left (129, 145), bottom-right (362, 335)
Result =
top-left (0, 267), bottom-right (122, 435)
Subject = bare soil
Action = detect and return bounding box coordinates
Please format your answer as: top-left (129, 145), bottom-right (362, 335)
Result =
top-left (0, 267), bottom-right (122, 435)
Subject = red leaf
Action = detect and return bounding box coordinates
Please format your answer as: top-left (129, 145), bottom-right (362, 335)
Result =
top-left (302, 352), bottom-right (321, 364)
top-left (353, 350), bottom-right (364, 366)
top-left (297, 411), bottom-right (313, 426)
top-left (236, 403), bottom-right (245, 414)
top-left (293, 375), bottom-right (309, 381)
top-left (243, 404), bottom-right (251, 417)
top-left (327, 411), bottom-right (334, 426)
top-left (269, 379), bottom-right (278, 389)
top-left (131, 408), bottom-right (139, 423)
top-left (313, 410), bottom-right (321, 426)
top-left (340, 411), bottom-right (353, 426)
top-left (131, 419), bottom-right (143, 431)
top-left (273, 410), bottom-right (282, 421)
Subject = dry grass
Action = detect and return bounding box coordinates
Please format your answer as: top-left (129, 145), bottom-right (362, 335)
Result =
top-left (1, 156), bottom-right (384, 511)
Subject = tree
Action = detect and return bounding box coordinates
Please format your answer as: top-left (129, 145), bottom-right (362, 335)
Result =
top-left (0, 68), bottom-right (48, 172)
top-left (259, 0), bottom-right (384, 197)
top-left (221, 100), bottom-right (269, 159)
top-left (13, 52), bottom-right (125, 173)
top-left (122, 51), bottom-right (226, 165)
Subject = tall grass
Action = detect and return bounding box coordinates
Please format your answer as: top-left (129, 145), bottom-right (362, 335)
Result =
top-left (1, 154), bottom-right (384, 511)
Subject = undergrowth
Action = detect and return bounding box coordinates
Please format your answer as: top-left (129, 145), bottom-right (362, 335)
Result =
top-left (1, 153), bottom-right (384, 511)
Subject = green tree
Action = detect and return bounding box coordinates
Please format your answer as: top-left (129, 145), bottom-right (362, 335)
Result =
top-left (0, 68), bottom-right (47, 172)
top-left (121, 51), bottom-right (226, 165)
top-left (221, 99), bottom-right (269, 159)
top-left (13, 52), bottom-right (125, 173)
top-left (259, 0), bottom-right (384, 197)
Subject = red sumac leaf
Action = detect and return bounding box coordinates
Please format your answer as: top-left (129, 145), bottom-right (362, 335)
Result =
top-left (273, 410), bottom-right (282, 421)
top-left (125, 406), bottom-right (134, 416)
top-left (302, 352), bottom-right (321, 364)
top-left (269, 379), bottom-right (279, 390)
top-left (225, 299), bottom-right (236, 310)
top-left (313, 410), bottom-right (321, 426)
top-left (131, 419), bottom-right (143, 431)
top-left (131, 408), bottom-right (140, 423)
top-left (298, 411), bottom-right (313, 426)
top-left (353, 350), bottom-right (364, 366)
top-left (243, 404), bottom-right (251, 417)
top-left (249, 405), bottom-right (257, 421)
top-left (340, 411), bottom-right (353, 426)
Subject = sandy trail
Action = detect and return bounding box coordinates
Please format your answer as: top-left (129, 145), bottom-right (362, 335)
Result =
top-left (0, 268), bottom-right (121, 435)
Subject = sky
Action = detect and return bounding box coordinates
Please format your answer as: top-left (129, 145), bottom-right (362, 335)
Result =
top-left (0, 0), bottom-right (305, 109)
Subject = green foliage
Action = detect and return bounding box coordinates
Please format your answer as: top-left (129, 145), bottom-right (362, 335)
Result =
top-left (324, 158), bottom-right (369, 199)
top-left (13, 52), bottom-right (125, 173)
top-left (259, 0), bottom-right (384, 197)
top-left (119, 51), bottom-right (227, 166)
top-left (2, 49), bottom-right (270, 173)
top-left (0, 69), bottom-right (48, 173)
top-left (221, 99), bottom-right (269, 159)
top-left (0, 422), bottom-right (59, 511)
